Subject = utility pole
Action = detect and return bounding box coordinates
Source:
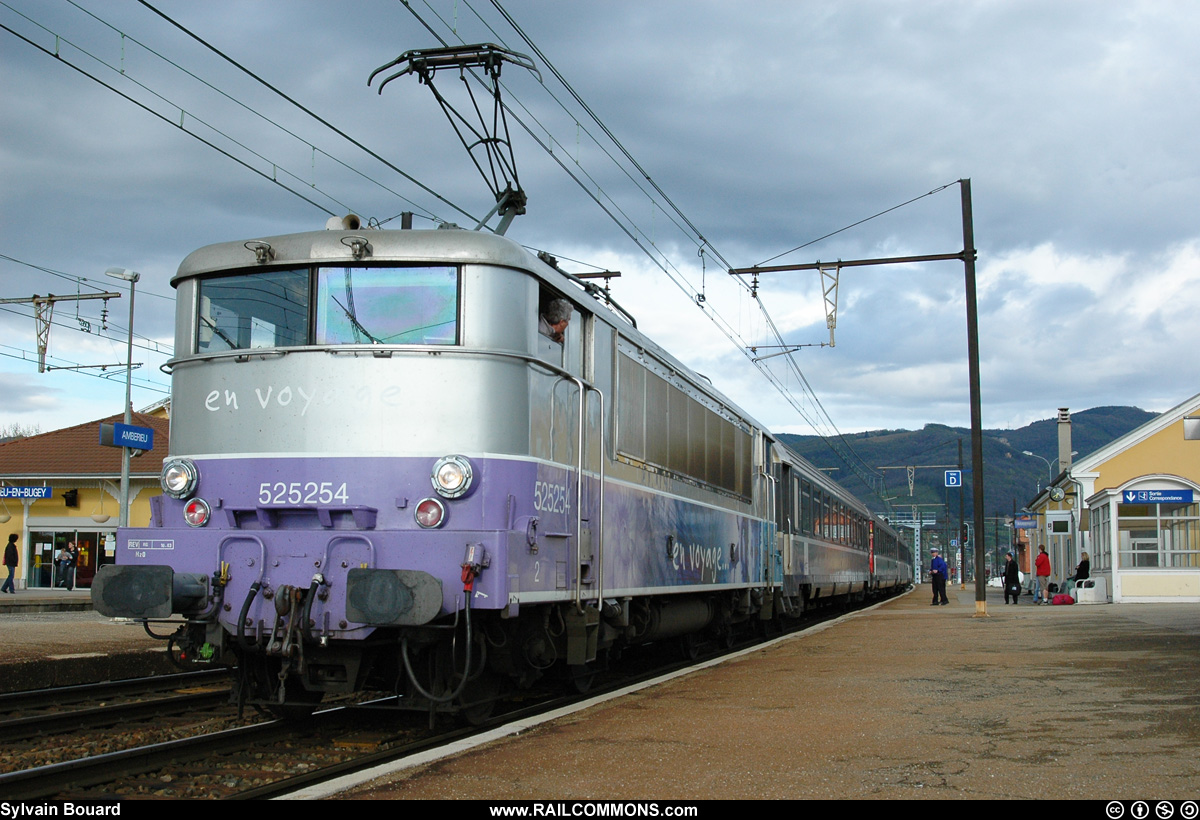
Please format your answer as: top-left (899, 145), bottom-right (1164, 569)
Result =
top-left (730, 178), bottom-right (987, 614)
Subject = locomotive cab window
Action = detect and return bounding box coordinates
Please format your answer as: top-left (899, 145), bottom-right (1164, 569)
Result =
top-left (198, 268), bottom-right (309, 352)
top-left (315, 266), bottom-right (457, 345)
top-left (196, 265), bottom-right (459, 352)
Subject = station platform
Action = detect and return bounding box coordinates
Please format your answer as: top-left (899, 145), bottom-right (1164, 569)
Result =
top-left (318, 586), bottom-right (1200, 801)
top-left (4, 587), bottom-right (1200, 798)
top-left (0, 588), bottom-right (176, 690)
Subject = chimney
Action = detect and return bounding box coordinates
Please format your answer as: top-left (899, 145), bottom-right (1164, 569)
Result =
top-left (1057, 407), bottom-right (1072, 473)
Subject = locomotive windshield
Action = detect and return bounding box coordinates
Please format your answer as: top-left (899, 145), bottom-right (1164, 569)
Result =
top-left (315, 267), bottom-right (456, 345)
top-left (197, 265), bottom-right (458, 352)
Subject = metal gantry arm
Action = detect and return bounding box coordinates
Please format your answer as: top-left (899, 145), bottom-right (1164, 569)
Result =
top-left (0, 292), bottom-right (122, 372)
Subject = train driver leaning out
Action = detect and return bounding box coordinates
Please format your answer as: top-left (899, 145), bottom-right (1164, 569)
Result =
top-left (538, 298), bottom-right (573, 344)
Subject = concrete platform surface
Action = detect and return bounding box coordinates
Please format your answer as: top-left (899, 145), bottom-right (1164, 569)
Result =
top-left (0, 589), bottom-right (176, 689)
top-left (332, 587), bottom-right (1200, 801)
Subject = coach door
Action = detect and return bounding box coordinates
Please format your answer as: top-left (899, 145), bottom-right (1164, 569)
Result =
top-left (778, 460), bottom-right (794, 576)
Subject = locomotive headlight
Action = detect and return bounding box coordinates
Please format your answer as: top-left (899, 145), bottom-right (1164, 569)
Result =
top-left (183, 497), bottom-right (211, 527)
top-left (161, 458), bottom-right (198, 499)
top-left (414, 497), bottom-right (446, 529)
top-left (431, 455), bottom-right (473, 499)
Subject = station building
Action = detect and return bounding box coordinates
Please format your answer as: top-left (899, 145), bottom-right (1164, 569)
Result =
top-left (1026, 394), bottom-right (1200, 603)
top-left (0, 408), bottom-right (168, 590)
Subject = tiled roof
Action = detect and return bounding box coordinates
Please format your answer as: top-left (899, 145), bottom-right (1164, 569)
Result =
top-left (0, 412), bottom-right (168, 478)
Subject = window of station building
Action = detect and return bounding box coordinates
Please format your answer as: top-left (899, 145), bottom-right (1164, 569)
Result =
top-left (1090, 504), bottom-right (1111, 570)
top-left (1116, 501), bottom-right (1200, 569)
top-left (197, 265), bottom-right (459, 353)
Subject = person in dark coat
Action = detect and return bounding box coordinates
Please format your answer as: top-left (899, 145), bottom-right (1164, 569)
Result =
top-left (1003, 551), bottom-right (1021, 604)
top-left (929, 547), bottom-right (949, 606)
top-left (1, 533), bottom-right (17, 594)
top-left (1073, 552), bottom-right (1090, 582)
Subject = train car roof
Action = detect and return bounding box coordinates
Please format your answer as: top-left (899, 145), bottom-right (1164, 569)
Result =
top-left (174, 224), bottom-right (750, 416)
top-left (172, 225), bottom-right (536, 284)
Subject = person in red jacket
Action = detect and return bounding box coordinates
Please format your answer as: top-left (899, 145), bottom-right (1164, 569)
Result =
top-left (1035, 546), bottom-right (1052, 605)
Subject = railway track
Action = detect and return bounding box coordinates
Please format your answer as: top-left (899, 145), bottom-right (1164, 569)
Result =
top-left (0, 594), bottom-right (901, 799)
top-left (0, 670), bottom-right (232, 743)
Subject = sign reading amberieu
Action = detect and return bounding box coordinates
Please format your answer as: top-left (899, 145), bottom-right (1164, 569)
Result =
top-left (99, 422), bottom-right (155, 451)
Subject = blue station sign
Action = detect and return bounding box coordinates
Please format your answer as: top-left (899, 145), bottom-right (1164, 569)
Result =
top-left (1122, 489), bottom-right (1194, 504)
top-left (99, 422), bottom-right (155, 451)
top-left (1014, 515), bottom-right (1037, 530)
top-left (0, 486), bottom-right (52, 499)
top-left (945, 470), bottom-right (962, 488)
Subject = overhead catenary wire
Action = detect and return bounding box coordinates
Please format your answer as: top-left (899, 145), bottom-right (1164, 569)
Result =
top-left (0, 17), bottom-right (340, 217)
top-left (405, 1), bottom-right (893, 505)
top-left (3, 1), bottom-right (912, 508)
top-left (0, 344), bottom-right (169, 395)
top-left (755, 182), bottom-right (958, 268)
top-left (134, 0), bottom-right (481, 228)
top-left (1, 1), bottom-right (475, 225)
top-left (0, 303), bottom-right (172, 359)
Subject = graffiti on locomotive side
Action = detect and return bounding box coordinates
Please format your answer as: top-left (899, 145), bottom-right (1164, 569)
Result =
top-left (670, 540), bottom-right (730, 582)
top-left (204, 384), bottom-right (405, 415)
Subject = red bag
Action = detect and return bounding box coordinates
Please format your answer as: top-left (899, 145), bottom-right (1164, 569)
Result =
top-left (1052, 593), bottom-right (1075, 605)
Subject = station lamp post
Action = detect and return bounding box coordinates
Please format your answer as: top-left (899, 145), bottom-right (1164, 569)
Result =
top-left (105, 267), bottom-right (140, 528)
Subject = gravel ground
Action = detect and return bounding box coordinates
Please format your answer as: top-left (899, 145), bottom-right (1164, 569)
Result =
top-left (335, 588), bottom-right (1200, 801)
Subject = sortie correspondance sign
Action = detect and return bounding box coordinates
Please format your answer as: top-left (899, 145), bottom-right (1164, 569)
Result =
top-left (1122, 489), bottom-right (1194, 504)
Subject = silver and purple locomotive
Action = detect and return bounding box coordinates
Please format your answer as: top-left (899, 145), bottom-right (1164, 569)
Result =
top-left (92, 219), bottom-right (912, 717)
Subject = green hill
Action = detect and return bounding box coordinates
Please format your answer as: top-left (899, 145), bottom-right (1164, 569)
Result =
top-left (776, 405), bottom-right (1157, 521)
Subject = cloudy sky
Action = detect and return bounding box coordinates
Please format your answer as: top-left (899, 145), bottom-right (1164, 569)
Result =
top-left (2, 0), bottom-right (1198, 443)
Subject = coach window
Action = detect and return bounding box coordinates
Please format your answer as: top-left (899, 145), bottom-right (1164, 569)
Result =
top-left (800, 479), bottom-right (813, 535)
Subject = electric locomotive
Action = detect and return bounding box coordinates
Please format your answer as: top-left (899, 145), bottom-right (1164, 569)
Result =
top-left (92, 218), bottom-right (910, 717)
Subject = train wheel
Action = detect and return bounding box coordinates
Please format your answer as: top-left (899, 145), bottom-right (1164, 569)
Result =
top-left (266, 674), bottom-right (324, 720)
top-left (459, 670), bottom-right (501, 726)
top-left (757, 616), bottom-right (783, 638)
top-left (716, 625), bottom-right (736, 650)
top-left (566, 663), bottom-right (596, 694)
top-left (679, 632), bottom-right (701, 661)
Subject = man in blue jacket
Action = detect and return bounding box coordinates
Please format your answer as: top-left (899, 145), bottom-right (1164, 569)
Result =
top-left (930, 547), bottom-right (949, 606)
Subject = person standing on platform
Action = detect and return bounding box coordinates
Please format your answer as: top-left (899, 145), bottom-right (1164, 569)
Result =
top-left (65, 541), bottom-right (78, 591)
top-left (930, 547), bottom-right (949, 606)
top-left (1035, 545), bottom-right (1052, 605)
top-left (2, 533), bottom-right (17, 594)
top-left (56, 545), bottom-right (72, 588)
top-left (1003, 551), bottom-right (1021, 604)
